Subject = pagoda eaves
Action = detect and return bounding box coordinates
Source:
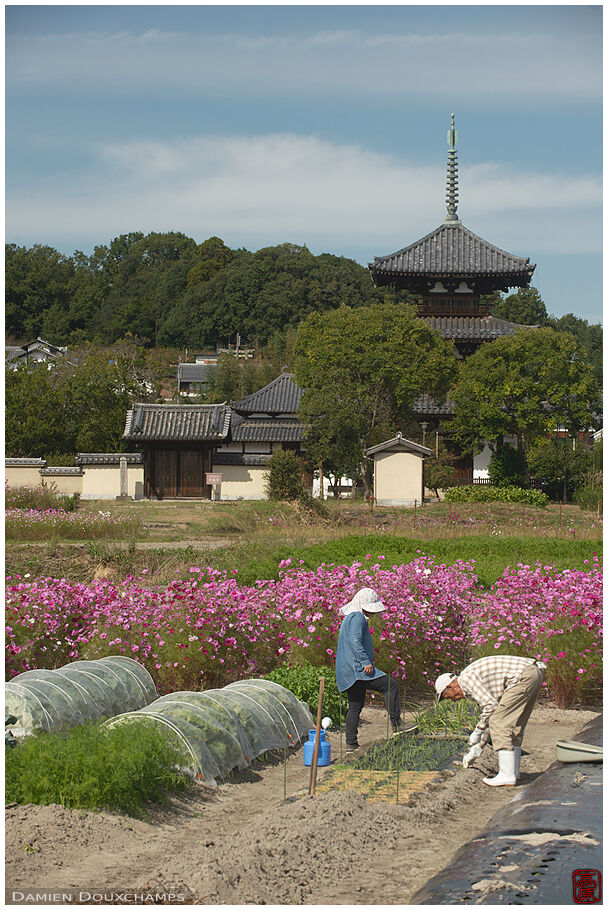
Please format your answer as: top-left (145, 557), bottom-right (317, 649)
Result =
top-left (369, 114), bottom-right (536, 315)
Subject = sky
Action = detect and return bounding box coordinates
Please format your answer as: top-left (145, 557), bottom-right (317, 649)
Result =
top-left (5, 3), bottom-right (603, 324)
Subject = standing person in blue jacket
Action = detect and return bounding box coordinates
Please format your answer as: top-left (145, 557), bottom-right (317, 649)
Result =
top-left (336, 587), bottom-right (412, 752)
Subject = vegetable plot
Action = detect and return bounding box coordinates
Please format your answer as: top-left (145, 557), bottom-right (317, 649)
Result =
top-left (104, 679), bottom-right (313, 787)
top-left (5, 656), bottom-right (157, 736)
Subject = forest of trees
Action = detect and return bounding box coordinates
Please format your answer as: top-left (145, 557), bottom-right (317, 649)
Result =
top-left (5, 234), bottom-right (400, 351)
top-left (6, 234), bottom-right (602, 382)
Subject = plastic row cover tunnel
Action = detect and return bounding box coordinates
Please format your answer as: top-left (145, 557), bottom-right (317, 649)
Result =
top-left (104, 679), bottom-right (314, 787)
top-left (5, 657), bottom-right (157, 735)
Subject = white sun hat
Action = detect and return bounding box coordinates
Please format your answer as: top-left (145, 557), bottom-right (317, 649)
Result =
top-left (339, 587), bottom-right (385, 616)
top-left (434, 673), bottom-right (457, 699)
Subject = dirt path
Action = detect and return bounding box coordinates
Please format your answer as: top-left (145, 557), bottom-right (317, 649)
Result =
top-left (5, 704), bottom-right (599, 905)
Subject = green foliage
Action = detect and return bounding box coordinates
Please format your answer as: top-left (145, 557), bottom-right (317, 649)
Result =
top-left (5, 722), bottom-right (189, 817)
top-left (424, 439), bottom-right (458, 495)
top-left (349, 735), bottom-right (464, 771)
top-left (451, 328), bottom-right (600, 473)
top-left (5, 483), bottom-right (79, 512)
top-left (443, 486), bottom-right (549, 507)
top-left (575, 483), bottom-right (603, 513)
top-left (488, 443), bottom-right (526, 488)
top-left (200, 353), bottom-right (277, 404)
top-left (263, 662), bottom-right (346, 727)
top-left (488, 287), bottom-right (548, 325)
top-left (5, 341), bottom-right (168, 457)
top-left (414, 700), bottom-right (479, 735)
top-left (527, 437), bottom-right (595, 502)
top-left (6, 235), bottom-right (393, 349)
top-left (296, 303), bottom-right (458, 490)
top-left (265, 449), bottom-right (305, 501)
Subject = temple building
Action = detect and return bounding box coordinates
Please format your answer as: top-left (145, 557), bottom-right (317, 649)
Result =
top-left (368, 114), bottom-right (537, 482)
top-left (122, 371), bottom-right (307, 499)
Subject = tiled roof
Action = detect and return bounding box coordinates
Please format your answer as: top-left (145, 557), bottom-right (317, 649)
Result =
top-left (365, 433), bottom-right (432, 457)
top-left (76, 453), bottom-right (143, 465)
top-left (123, 404), bottom-right (231, 442)
top-left (233, 372), bottom-right (303, 415)
top-left (212, 453), bottom-right (272, 466)
top-left (369, 222), bottom-right (535, 279)
top-left (5, 346), bottom-right (25, 362)
top-left (40, 466), bottom-right (83, 475)
top-left (422, 316), bottom-right (532, 341)
top-left (177, 363), bottom-right (216, 383)
top-left (231, 417), bottom-right (305, 443)
top-left (413, 393), bottom-right (456, 416)
top-left (5, 457), bottom-right (46, 466)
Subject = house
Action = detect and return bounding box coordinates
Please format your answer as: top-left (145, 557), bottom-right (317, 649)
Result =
top-left (6, 338), bottom-right (70, 370)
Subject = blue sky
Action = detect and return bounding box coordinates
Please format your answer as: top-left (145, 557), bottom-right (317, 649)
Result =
top-left (5, 4), bottom-right (602, 324)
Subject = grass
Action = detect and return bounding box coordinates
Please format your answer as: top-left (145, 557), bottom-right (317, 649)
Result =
top-left (5, 500), bottom-right (601, 587)
top-left (413, 699), bottom-right (479, 736)
top-left (5, 721), bottom-right (189, 817)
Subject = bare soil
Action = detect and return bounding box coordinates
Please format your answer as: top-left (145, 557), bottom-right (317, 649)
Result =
top-left (5, 703), bottom-right (599, 905)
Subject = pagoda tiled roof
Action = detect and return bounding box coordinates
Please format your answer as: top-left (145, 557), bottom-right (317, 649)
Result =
top-left (421, 315), bottom-right (533, 341)
top-left (369, 222), bottom-right (535, 280)
top-left (123, 404), bottom-right (231, 442)
top-left (233, 371), bottom-right (303, 415)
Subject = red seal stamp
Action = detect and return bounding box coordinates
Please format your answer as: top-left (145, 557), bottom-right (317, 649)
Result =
top-left (573, 869), bottom-right (601, 904)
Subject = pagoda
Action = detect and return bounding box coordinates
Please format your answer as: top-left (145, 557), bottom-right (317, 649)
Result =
top-left (369, 114), bottom-right (536, 358)
top-left (368, 116), bottom-right (537, 482)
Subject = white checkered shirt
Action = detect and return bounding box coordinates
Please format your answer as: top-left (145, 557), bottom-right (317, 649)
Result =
top-left (459, 655), bottom-right (539, 744)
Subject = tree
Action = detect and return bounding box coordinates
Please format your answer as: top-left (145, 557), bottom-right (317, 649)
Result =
top-left (488, 287), bottom-right (548, 325)
top-left (527, 437), bottom-right (593, 502)
top-left (5, 341), bottom-right (167, 457)
top-left (424, 439), bottom-right (458, 498)
top-left (295, 303), bottom-right (458, 494)
top-left (265, 449), bottom-right (305, 500)
top-left (451, 327), bottom-right (600, 482)
top-left (488, 442), bottom-right (526, 487)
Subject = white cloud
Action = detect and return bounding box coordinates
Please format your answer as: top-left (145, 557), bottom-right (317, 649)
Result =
top-left (6, 27), bottom-right (600, 99)
top-left (6, 133), bottom-right (601, 256)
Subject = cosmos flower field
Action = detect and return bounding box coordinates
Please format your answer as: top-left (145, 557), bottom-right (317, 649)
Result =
top-left (6, 554), bottom-right (602, 707)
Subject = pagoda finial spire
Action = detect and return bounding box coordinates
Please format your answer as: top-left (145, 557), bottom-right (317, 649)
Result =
top-left (444, 112), bottom-right (460, 224)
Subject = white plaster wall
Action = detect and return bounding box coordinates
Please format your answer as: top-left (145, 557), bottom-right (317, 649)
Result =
top-left (374, 450), bottom-right (424, 505)
top-left (5, 466), bottom-right (45, 488)
top-left (473, 442), bottom-right (493, 480)
top-left (217, 465), bottom-right (269, 500)
top-left (80, 466), bottom-right (144, 500)
top-left (38, 473), bottom-right (84, 495)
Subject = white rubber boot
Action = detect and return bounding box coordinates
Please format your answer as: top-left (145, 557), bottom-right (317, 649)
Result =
top-left (514, 746), bottom-right (522, 780)
top-left (483, 749), bottom-right (517, 787)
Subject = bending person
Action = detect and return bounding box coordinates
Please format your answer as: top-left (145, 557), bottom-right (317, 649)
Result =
top-left (435, 654), bottom-right (545, 786)
top-left (336, 587), bottom-right (410, 753)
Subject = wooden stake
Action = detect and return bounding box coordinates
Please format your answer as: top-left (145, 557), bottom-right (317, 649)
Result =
top-left (283, 728), bottom-right (288, 804)
top-left (413, 498), bottom-right (417, 528)
top-left (309, 677), bottom-right (325, 797)
top-left (559, 500), bottom-right (563, 526)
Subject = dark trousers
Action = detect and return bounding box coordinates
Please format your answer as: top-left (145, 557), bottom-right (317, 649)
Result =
top-left (345, 675), bottom-right (401, 745)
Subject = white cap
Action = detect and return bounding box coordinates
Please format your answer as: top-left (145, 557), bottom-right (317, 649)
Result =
top-left (435, 673), bottom-right (456, 699)
top-left (340, 587), bottom-right (386, 615)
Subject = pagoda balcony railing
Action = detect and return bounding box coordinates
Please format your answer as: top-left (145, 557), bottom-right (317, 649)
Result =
top-left (418, 297), bottom-right (489, 318)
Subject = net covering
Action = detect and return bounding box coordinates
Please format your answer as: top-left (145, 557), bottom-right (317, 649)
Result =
top-left (5, 657), bottom-right (157, 735)
top-left (104, 680), bottom-right (313, 786)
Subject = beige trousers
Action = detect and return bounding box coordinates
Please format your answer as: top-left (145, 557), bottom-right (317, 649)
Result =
top-left (488, 664), bottom-right (544, 752)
